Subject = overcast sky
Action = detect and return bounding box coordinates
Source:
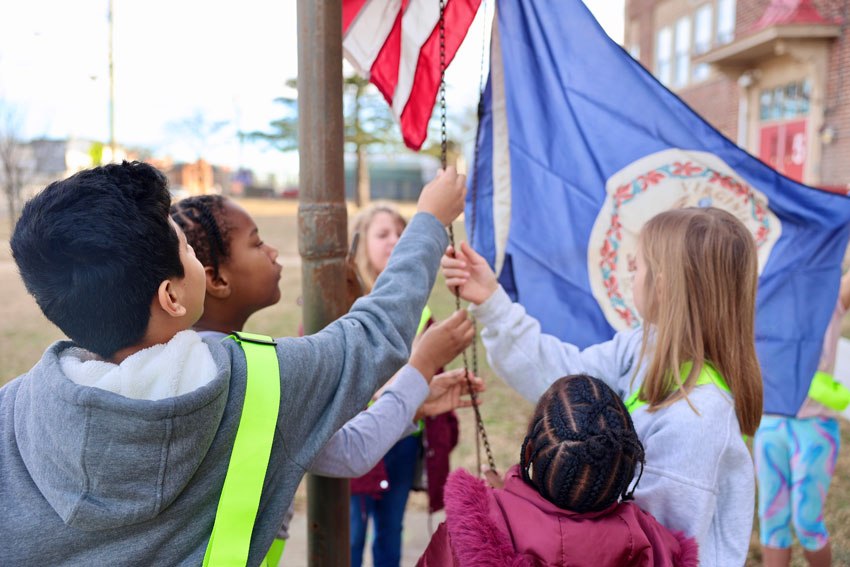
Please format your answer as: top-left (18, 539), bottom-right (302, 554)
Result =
top-left (0, 0), bottom-right (624, 179)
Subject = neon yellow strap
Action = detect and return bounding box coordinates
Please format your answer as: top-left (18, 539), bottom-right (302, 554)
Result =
top-left (411, 418), bottom-right (425, 437)
top-left (417, 305), bottom-right (433, 336)
top-left (203, 332), bottom-right (281, 567)
top-left (263, 538), bottom-right (286, 567)
top-left (624, 362), bottom-right (747, 441)
top-left (408, 306), bottom-right (432, 438)
top-left (808, 371), bottom-right (850, 412)
top-left (624, 362), bottom-right (729, 414)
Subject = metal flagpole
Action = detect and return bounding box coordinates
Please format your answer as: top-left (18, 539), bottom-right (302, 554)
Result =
top-left (297, 0), bottom-right (351, 565)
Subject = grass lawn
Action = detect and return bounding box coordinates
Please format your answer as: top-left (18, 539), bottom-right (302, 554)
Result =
top-left (2, 199), bottom-right (849, 566)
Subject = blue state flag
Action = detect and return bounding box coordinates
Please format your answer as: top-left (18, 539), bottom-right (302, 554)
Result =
top-left (468, 0), bottom-right (850, 416)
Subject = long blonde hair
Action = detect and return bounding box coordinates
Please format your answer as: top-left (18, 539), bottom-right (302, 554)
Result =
top-left (349, 202), bottom-right (407, 293)
top-left (635, 207), bottom-right (763, 436)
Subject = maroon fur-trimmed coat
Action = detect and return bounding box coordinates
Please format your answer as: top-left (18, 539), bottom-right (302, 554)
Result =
top-left (417, 466), bottom-right (700, 567)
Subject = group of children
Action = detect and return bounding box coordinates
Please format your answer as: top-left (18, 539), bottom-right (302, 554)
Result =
top-left (0, 159), bottom-right (843, 567)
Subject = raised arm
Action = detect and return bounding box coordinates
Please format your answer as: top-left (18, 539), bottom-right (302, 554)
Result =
top-left (308, 310), bottom-right (477, 477)
top-left (308, 365), bottom-right (427, 477)
top-left (840, 269), bottom-right (850, 312)
top-left (308, 366), bottom-right (485, 478)
top-left (443, 241), bottom-right (639, 402)
top-left (270, 169), bottom-right (467, 469)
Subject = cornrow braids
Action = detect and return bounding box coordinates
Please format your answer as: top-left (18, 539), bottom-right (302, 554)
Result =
top-left (520, 374), bottom-right (646, 514)
top-left (170, 195), bottom-right (231, 276)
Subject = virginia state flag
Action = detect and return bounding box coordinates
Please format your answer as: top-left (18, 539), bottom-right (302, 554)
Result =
top-left (468, 0), bottom-right (850, 416)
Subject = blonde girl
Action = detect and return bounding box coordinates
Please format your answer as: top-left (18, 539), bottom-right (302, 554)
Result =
top-left (349, 201), bottom-right (463, 567)
top-left (350, 201), bottom-right (408, 294)
top-left (441, 207), bottom-right (763, 567)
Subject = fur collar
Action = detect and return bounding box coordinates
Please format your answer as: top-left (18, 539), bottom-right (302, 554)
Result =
top-left (444, 468), bottom-right (539, 567)
top-left (443, 467), bottom-right (700, 567)
top-left (60, 330), bottom-right (216, 400)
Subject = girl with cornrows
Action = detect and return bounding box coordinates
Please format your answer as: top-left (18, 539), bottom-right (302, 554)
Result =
top-left (418, 374), bottom-right (699, 567)
top-left (171, 194), bottom-right (482, 556)
top-left (441, 207), bottom-right (763, 567)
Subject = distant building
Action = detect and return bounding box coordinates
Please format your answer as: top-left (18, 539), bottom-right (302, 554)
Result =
top-left (150, 157), bottom-right (234, 197)
top-left (344, 153), bottom-right (440, 201)
top-left (625, 0), bottom-right (850, 190)
top-left (18, 138), bottom-right (130, 200)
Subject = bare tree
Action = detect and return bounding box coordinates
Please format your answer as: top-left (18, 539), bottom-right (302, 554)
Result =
top-left (0, 101), bottom-right (29, 227)
top-left (166, 109), bottom-right (230, 161)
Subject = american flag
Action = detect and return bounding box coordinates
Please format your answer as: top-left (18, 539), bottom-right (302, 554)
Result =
top-left (343, 0), bottom-right (481, 150)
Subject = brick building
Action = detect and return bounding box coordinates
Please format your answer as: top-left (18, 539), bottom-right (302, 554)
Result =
top-left (625, 0), bottom-right (850, 190)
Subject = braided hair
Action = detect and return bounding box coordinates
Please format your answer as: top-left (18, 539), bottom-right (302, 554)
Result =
top-left (520, 374), bottom-right (645, 513)
top-left (170, 195), bottom-right (231, 276)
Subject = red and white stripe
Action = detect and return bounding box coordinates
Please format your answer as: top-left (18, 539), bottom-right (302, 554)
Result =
top-left (343, 0), bottom-right (481, 150)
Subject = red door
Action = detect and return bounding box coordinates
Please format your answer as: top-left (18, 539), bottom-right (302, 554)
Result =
top-left (759, 119), bottom-right (807, 183)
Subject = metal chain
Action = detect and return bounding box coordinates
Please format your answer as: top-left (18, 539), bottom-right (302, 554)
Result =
top-left (439, 0), bottom-right (448, 169)
top-left (439, 0), bottom-right (496, 474)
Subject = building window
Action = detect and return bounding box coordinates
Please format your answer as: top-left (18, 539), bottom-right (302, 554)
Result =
top-left (759, 79), bottom-right (812, 121)
top-left (800, 79), bottom-right (811, 114)
top-left (694, 4), bottom-right (713, 54)
top-left (674, 17), bottom-right (691, 87)
top-left (717, 0), bottom-right (736, 44)
top-left (759, 90), bottom-right (773, 120)
top-left (656, 26), bottom-right (673, 86)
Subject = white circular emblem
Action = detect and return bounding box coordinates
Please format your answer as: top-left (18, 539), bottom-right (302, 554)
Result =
top-left (587, 149), bottom-right (781, 331)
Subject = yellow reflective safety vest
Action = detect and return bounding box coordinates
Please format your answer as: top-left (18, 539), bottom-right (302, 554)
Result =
top-left (623, 361), bottom-right (749, 442)
top-left (624, 361), bottom-right (731, 414)
top-left (417, 305), bottom-right (433, 336)
top-left (808, 370), bottom-right (850, 412)
top-left (203, 332), bottom-right (285, 567)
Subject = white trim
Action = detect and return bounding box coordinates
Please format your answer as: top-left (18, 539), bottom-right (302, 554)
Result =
top-left (490, 11), bottom-right (511, 278)
top-left (342, 0), bottom-right (403, 79)
top-left (391, 0), bottom-right (441, 119)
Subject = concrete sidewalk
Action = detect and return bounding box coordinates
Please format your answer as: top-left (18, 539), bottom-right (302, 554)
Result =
top-left (280, 499), bottom-right (445, 567)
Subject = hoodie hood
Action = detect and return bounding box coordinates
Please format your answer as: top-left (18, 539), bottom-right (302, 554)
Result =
top-left (13, 337), bottom-right (230, 530)
top-left (59, 330), bottom-right (217, 400)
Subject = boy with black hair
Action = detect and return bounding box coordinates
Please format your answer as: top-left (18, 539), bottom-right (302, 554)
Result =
top-left (1, 160), bottom-right (466, 565)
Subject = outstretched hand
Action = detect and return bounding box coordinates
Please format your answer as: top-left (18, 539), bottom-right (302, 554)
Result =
top-left (417, 167), bottom-right (467, 226)
top-left (441, 242), bottom-right (499, 305)
top-left (414, 369), bottom-right (485, 421)
top-left (408, 309), bottom-right (474, 381)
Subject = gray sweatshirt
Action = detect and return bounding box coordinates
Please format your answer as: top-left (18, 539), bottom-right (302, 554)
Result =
top-left (0, 212), bottom-right (447, 567)
top-left (199, 330), bottom-right (426, 478)
top-left (205, 326), bottom-right (428, 540)
top-left (471, 286), bottom-right (754, 567)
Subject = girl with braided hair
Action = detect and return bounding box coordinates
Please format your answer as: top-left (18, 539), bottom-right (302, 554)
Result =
top-left (441, 207), bottom-right (763, 567)
top-left (418, 374), bottom-right (699, 567)
top-left (171, 193), bottom-right (483, 558)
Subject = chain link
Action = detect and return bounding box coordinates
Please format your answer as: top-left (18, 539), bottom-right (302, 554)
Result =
top-left (439, 0), bottom-right (496, 474)
top-left (439, 0), bottom-right (448, 171)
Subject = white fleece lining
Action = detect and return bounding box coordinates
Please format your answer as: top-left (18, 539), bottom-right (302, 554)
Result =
top-left (60, 330), bottom-right (217, 400)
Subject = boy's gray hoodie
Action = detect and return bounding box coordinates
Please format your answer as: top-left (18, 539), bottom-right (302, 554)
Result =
top-left (0, 212), bottom-right (448, 566)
